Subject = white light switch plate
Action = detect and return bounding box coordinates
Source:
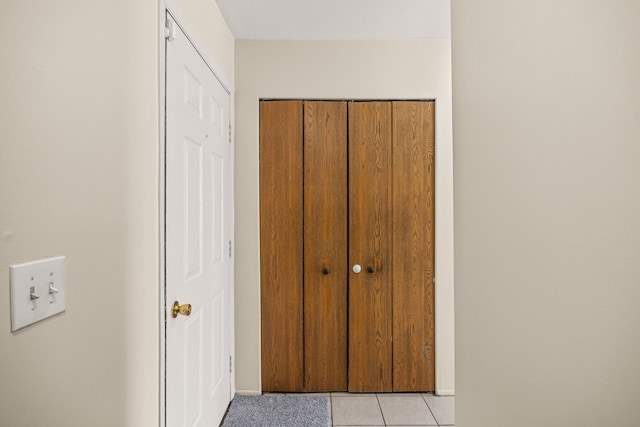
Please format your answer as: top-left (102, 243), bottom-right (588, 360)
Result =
top-left (10, 256), bottom-right (66, 332)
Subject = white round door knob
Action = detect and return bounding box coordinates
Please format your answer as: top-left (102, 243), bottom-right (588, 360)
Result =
top-left (352, 264), bottom-right (362, 274)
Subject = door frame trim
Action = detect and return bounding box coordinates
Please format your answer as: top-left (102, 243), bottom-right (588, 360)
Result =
top-left (158, 3), bottom-right (236, 426)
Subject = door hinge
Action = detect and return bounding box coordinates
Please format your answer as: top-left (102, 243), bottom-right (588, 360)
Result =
top-left (165, 18), bottom-right (176, 42)
top-left (228, 240), bottom-right (232, 258)
top-left (424, 343), bottom-right (430, 359)
top-left (229, 356), bottom-right (233, 373)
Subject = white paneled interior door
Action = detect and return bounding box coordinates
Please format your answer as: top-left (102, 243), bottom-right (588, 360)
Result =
top-left (165, 13), bottom-right (233, 427)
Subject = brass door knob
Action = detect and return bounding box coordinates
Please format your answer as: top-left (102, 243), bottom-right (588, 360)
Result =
top-left (172, 301), bottom-right (192, 318)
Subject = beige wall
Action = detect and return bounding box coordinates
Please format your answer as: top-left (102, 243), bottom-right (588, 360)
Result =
top-left (0, 1), bottom-right (158, 426)
top-left (0, 1), bottom-right (233, 426)
top-left (452, 1), bottom-right (640, 426)
top-left (234, 40), bottom-right (455, 394)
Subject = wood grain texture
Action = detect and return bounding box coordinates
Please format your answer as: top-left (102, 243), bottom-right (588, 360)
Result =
top-left (303, 101), bottom-right (348, 391)
top-left (391, 101), bottom-right (435, 391)
top-left (260, 99), bottom-right (436, 393)
top-left (259, 100), bottom-right (304, 392)
top-left (348, 101), bottom-right (393, 392)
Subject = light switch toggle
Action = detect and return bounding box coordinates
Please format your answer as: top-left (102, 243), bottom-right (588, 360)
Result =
top-left (30, 286), bottom-right (39, 311)
top-left (49, 282), bottom-right (59, 304)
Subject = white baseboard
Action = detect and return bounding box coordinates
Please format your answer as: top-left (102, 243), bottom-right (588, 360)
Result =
top-left (234, 390), bottom-right (262, 396)
top-left (235, 388), bottom-right (454, 396)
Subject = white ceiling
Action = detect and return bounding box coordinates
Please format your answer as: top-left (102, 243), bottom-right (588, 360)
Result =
top-left (215, 0), bottom-right (451, 40)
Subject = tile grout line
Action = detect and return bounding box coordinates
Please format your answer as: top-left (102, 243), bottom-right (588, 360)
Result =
top-left (375, 393), bottom-right (388, 426)
top-left (421, 393), bottom-right (441, 427)
top-left (330, 394), bottom-right (334, 426)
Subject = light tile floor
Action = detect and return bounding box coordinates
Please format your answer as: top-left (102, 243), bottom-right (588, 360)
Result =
top-left (277, 392), bottom-right (455, 426)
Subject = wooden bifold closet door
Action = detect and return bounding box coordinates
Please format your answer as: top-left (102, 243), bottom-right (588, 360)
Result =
top-left (260, 100), bottom-right (434, 393)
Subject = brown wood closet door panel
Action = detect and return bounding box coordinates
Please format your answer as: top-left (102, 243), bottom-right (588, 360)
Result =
top-left (259, 100), bottom-right (304, 392)
top-left (392, 101), bottom-right (436, 391)
top-left (348, 101), bottom-right (393, 392)
top-left (303, 101), bottom-right (349, 391)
